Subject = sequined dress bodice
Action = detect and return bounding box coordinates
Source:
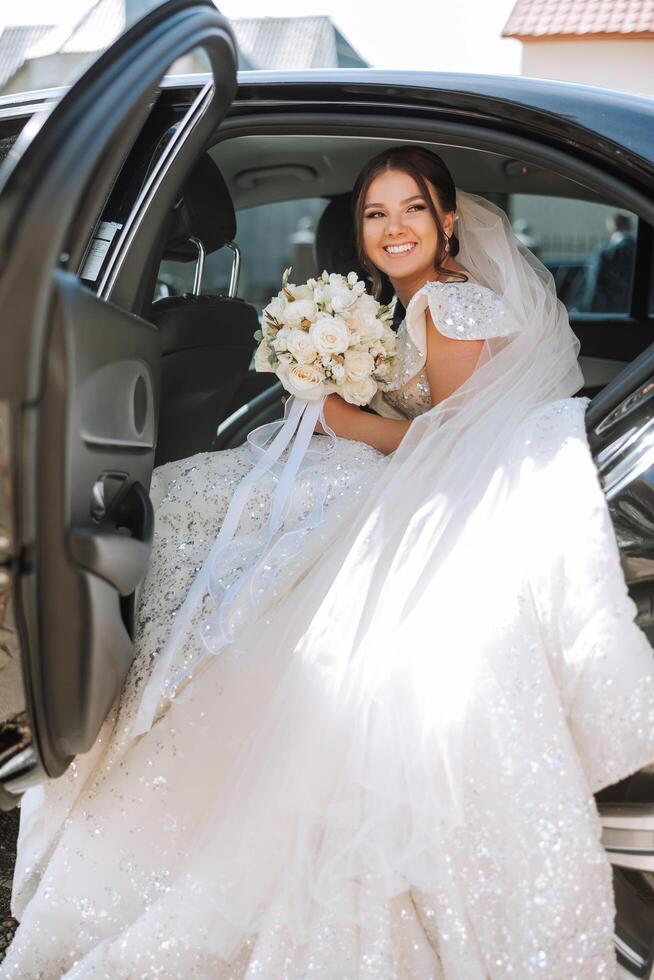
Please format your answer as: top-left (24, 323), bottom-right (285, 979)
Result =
top-left (381, 356), bottom-right (432, 419)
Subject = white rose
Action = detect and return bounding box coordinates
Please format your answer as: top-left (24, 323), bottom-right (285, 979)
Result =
top-left (344, 349), bottom-right (375, 382)
top-left (309, 314), bottom-right (350, 357)
top-left (282, 363), bottom-right (325, 400)
top-left (331, 362), bottom-right (346, 384)
top-left (329, 285), bottom-right (358, 314)
top-left (254, 340), bottom-right (274, 373)
top-left (287, 329), bottom-right (318, 364)
top-left (347, 271), bottom-right (359, 286)
top-left (354, 293), bottom-right (379, 316)
top-left (341, 377), bottom-right (377, 406)
top-left (272, 326), bottom-right (291, 352)
top-left (355, 312), bottom-right (384, 343)
top-left (263, 294), bottom-right (288, 323)
top-left (288, 283), bottom-right (314, 301)
top-left (285, 297), bottom-right (318, 326)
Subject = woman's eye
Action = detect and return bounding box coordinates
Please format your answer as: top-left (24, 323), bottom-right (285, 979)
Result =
top-left (365, 205), bottom-right (425, 219)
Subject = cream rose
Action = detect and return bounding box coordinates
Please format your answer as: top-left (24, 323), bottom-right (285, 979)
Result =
top-left (286, 329), bottom-right (318, 364)
top-left (342, 377), bottom-right (377, 406)
top-left (284, 298), bottom-right (318, 326)
top-left (309, 314), bottom-right (350, 357)
top-left (282, 363), bottom-right (325, 400)
top-left (344, 349), bottom-right (375, 382)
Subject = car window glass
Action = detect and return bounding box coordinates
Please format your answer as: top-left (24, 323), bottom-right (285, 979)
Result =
top-left (508, 194), bottom-right (637, 315)
top-left (155, 196), bottom-right (330, 314)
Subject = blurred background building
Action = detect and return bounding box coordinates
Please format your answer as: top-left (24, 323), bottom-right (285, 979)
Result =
top-left (0, 1), bottom-right (368, 94)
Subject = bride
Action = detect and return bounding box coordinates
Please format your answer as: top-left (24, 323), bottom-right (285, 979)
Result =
top-left (3, 144), bottom-right (654, 979)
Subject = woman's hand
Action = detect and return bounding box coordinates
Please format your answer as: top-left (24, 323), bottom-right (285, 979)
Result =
top-left (281, 391), bottom-right (412, 455)
top-left (314, 393), bottom-right (351, 435)
top-left (281, 392), bottom-right (351, 436)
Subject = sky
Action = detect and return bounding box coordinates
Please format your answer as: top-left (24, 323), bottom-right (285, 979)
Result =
top-left (0, 0), bottom-right (524, 76)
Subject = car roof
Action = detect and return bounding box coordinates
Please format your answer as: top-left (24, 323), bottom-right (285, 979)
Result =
top-left (226, 69), bottom-right (654, 174)
top-left (3, 68), bottom-right (653, 177)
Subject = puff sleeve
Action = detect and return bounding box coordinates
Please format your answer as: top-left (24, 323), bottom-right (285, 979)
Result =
top-left (404, 280), bottom-right (518, 357)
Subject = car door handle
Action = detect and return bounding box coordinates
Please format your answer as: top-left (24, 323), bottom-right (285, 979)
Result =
top-left (68, 480), bottom-right (154, 596)
top-left (598, 802), bottom-right (654, 870)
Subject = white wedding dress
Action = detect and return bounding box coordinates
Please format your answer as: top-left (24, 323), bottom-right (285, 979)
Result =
top-left (3, 278), bottom-right (654, 980)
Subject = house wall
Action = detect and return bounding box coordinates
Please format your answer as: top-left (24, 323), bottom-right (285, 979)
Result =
top-left (1, 53), bottom-right (88, 95)
top-left (521, 39), bottom-right (654, 97)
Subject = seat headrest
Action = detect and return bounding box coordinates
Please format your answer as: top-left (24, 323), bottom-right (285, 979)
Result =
top-left (314, 193), bottom-right (396, 310)
top-left (165, 154), bottom-right (236, 260)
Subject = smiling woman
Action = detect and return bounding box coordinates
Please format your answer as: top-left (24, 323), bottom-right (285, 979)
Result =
top-left (317, 148), bottom-right (483, 445)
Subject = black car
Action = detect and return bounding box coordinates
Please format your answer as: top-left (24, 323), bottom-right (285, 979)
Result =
top-left (1, 1), bottom-right (654, 974)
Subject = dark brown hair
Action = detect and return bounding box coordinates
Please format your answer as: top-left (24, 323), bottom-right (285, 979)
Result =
top-left (351, 145), bottom-right (467, 300)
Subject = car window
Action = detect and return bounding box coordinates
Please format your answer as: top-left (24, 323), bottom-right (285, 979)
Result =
top-left (509, 194), bottom-right (637, 316)
top-left (154, 191), bottom-right (644, 323)
top-left (155, 196), bottom-right (330, 313)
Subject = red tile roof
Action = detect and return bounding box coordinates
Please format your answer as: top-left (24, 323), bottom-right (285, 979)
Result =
top-left (502, 0), bottom-right (654, 40)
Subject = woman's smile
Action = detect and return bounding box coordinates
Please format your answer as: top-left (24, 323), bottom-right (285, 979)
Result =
top-left (383, 242), bottom-right (418, 256)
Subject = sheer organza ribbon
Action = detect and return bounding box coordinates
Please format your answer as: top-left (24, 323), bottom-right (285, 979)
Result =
top-left (131, 394), bottom-right (336, 737)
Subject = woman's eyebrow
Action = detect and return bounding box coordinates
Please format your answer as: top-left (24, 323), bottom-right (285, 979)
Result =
top-left (364, 195), bottom-right (426, 209)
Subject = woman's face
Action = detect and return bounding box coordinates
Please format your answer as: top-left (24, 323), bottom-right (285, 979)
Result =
top-left (362, 169), bottom-right (454, 284)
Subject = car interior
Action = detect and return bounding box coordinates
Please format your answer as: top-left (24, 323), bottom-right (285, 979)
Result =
top-left (136, 132), bottom-right (653, 471)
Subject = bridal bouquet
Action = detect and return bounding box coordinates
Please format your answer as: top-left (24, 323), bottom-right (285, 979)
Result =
top-left (253, 267), bottom-right (397, 405)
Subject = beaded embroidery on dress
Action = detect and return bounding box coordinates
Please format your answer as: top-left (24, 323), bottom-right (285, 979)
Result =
top-left (3, 281), bottom-right (654, 979)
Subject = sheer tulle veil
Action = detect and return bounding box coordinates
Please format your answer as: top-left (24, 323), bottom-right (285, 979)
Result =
top-left (128, 188), bottom-right (584, 930)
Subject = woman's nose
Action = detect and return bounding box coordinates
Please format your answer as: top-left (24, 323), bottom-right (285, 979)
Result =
top-left (385, 212), bottom-right (407, 235)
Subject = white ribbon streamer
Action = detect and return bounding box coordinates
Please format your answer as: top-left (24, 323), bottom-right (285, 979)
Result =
top-left (131, 394), bottom-right (336, 737)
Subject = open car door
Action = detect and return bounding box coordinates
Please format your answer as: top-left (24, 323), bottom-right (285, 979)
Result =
top-left (0, 0), bottom-right (238, 806)
top-left (587, 362), bottom-right (654, 975)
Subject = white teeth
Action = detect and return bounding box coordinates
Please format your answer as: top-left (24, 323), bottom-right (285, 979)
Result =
top-left (384, 243), bottom-right (416, 254)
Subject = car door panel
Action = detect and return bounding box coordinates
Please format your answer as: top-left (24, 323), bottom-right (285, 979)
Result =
top-left (0, 0), bottom-right (238, 804)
